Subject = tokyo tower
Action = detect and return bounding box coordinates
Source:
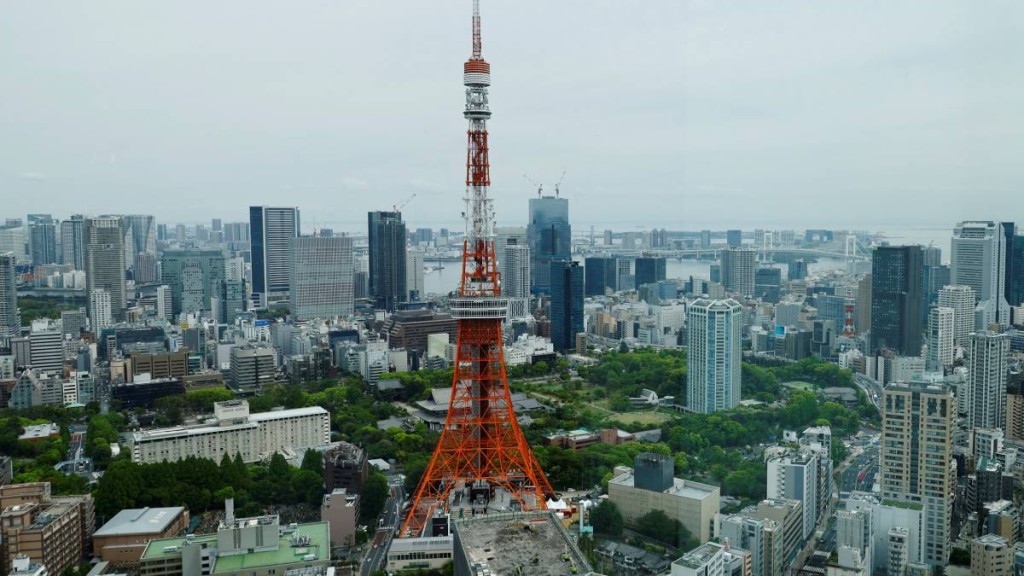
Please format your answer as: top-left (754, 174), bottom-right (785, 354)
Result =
top-left (400, 0), bottom-right (554, 538)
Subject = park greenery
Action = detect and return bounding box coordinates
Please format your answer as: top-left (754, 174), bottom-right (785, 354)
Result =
top-left (16, 296), bottom-right (79, 324)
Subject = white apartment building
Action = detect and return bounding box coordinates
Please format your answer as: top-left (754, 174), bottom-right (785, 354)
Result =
top-left (128, 400), bottom-right (330, 465)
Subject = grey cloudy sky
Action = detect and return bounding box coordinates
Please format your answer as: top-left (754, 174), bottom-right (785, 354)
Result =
top-left (2, 1), bottom-right (1022, 233)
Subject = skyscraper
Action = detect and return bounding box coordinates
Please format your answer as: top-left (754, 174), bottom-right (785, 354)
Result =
top-left (952, 221), bottom-right (1010, 328)
top-left (549, 260), bottom-right (583, 352)
top-left (124, 214), bottom-right (157, 257)
top-left (1008, 233), bottom-right (1024, 308)
top-left (367, 211), bottom-right (406, 312)
top-left (501, 244), bottom-right (530, 300)
top-left (721, 247), bottom-right (756, 297)
top-left (926, 306), bottom-right (954, 373)
top-left (0, 253), bottom-right (20, 341)
top-left (938, 284), bottom-right (976, 347)
top-left (160, 249), bottom-right (226, 317)
top-left (406, 249), bottom-right (425, 301)
top-left (288, 236), bottom-right (354, 320)
top-left (584, 256), bottom-right (617, 297)
top-left (880, 382), bottom-right (954, 567)
top-left (28, 215), bottom-right (58, 266)
top-left (85, 216), bottom-right (127, 324)
top-left (966, 331), bottom-right (1010, 431)
top-left (870, 245), bottom-right (923, 355)
top-left (527, 195), bottom-right (570, 295)
top-left (687, 298), bottom-right (742, 413)
top-left (249, 206), bottom-right (300, 307)
top-left (60, 215), bottom-right (86, 269)
top-left (726, 229), bottom-right (742, 248)
top-left (634, 256), bottom-right (667, 289)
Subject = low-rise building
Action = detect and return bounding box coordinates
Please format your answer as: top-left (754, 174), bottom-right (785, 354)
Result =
top-left (93, 507), bottom-right (189, 566)
top-left (671, 541), bottom-right (724, 576)
top-left (608, 454), bottom-right (720, 543)
top-left (0, 484), bottom-right (94, 576)
top-left (139, 512), bottom-right (329, 576)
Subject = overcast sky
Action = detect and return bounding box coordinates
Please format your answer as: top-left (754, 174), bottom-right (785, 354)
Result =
top-left (2, 1), bottom-right (1022, 233)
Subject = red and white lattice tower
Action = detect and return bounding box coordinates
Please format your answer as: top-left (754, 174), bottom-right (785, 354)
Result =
top-left (400, 0), bottom-right (554, 538)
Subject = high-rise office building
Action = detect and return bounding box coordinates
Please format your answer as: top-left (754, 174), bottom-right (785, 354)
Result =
top-left (289, 236), bottom-right (354, 320)
top-left (502, 245), bottom-right (530, 300)
top-left (124, 214), bottom-right (157, 257)
top-left (1000, 222), bottom-right (1015, 304)
top-left (527, 195), bottom-right (570, 295)
top-left (218, 280), bottom-right (246, 325)
top-left (160, 249), bottom-right (226, 317)
top-left (0, 221), bottom-right (28, 263)
top-left (966, 331), bottom-right (1009, 431)
top-left (549, 261), bottom-right (583, 352)
top-left (926, 306), bottom-right (954, 373)
top-left (249, 206), bottom-right (300, 307)
top-left (85, 216), bottom-right (127, 324)
top-left (726, 229), bottom-right (742, 248)
top-left (721, 248), bottom-right (756, 297)
top-left (155, 285), bottom-right (172, 321)
top-left (133, 253), bottom-right (158, 284)
top-left (870, 245), bottom-right (923, 355)
top-left (0, 253), bottom-right (19, 341)
top-left (406, 249), bottom-right (424, 301)
top-left (634, 257), bottom-right (667, 289)
top-left (367, 211), bottom-right (406, 312)
top-left (28, 216), bottom-right (58, 266)
top-left (60, 215), bottom-right (86, 270)
top-left (952, 221), bottom-right (1010, 328)
top-left (938, 285), bottom-right (976, 347)
top-left (687, 298), bottom-right (742, 413)
top-left (584, 257), bottom-right (618, 297)
top-left (89, 288), bottom-right (112, 330)
top-left (1008, 234), bottom-right (1024, 308)
top-left (880, 382), bottom-right (954, 567)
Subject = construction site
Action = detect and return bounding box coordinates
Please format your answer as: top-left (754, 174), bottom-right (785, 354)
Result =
top-left (451, 511), bottom-right (601, 576)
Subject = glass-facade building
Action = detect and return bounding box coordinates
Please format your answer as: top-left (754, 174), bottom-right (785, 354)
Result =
top-left (527, 196), bottom-right (570, 295)
top-left (870, 245), bottom-right (923, 355)
top-left (367, 211), bottom-right (407, 312)
top-left (250, 206), bottom-right (300, 307)
top-left (160, 250), bottom-right (226, 316)
top-left (550, 260), bottom-right (583, 352)
top-left (584, 257), bottom-right (617, 297)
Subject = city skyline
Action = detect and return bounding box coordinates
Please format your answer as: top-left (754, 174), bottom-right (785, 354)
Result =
top-left (2, 2), bottom-right (1022, 229)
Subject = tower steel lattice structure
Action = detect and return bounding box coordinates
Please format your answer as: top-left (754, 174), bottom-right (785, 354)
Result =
top-left (400, 0), bottom-right (554, 538)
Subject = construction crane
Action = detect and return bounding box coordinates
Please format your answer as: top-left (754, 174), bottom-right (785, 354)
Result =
top-left (553, 170), bottom-right (566, 197)
top-left (523, 174), bottom-right (543, 197)
top-left (393, 193), bottom-right (417, 213)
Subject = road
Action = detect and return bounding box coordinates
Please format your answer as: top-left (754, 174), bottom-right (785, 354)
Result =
top-left (360, 475), bottom-right (406, 576)
top-left (853, 374), bottom-right (883, 410)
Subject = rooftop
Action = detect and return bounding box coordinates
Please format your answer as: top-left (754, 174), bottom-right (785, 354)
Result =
top-left (453, 511), bottom-right (594, 576)
top-left (18, 423), bottom-right (60, 440)
top-left (141, 521), bottom-right (330, 573)
top-left (609, 471), bottom-right (720, 500)
top-left (673, 541), bottom-right (723, 569)
top-left (94, 507), bottom-right (186, 537)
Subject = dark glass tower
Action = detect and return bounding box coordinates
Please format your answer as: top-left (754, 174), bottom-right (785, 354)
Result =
top-left (870, 245), bottom-right (924, 355)
top-left (550, 260), bottom-right (583, 352)
top-left (527, 196), bottom-right (570, 295)
top-left (584, 256), bottom-right (617, 297)
top-left (249, 206), bottom-right (300, 307)
top-left (367, 211), bottom-right (407, 312)
top-left (634, 257), bottom-right (667, 289)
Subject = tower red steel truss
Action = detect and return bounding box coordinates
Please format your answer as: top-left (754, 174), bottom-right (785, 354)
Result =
top-left (400, 0), bottom-right (554, 538)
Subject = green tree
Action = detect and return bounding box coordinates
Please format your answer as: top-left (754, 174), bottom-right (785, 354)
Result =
top-left (301, 449), bottom-right (323, 475)
top-left (360, 470), bottom-right (390, 524)
top-left (589, 500), bottom-right (623, 537)
top-left (633, 509), bottom-right (690, 548)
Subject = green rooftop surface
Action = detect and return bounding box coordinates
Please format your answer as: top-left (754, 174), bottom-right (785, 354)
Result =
top-left (140, 521), bottom-right (330, 573)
